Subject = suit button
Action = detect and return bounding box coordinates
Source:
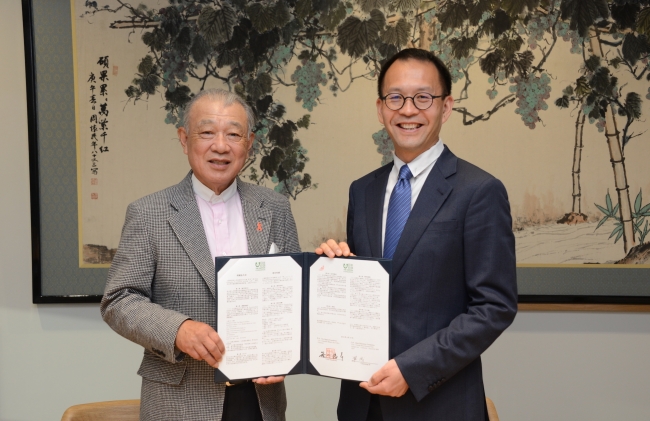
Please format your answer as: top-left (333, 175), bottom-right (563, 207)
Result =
top-left (428, 385), bottom-right (434, 392)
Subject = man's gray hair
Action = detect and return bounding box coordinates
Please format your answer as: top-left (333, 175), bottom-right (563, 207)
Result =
top-left (181, 88), bottom-right (256, 135)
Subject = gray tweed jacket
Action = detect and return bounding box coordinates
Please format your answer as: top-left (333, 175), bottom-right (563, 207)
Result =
top-left (101, 172), bottom-right (301, 421)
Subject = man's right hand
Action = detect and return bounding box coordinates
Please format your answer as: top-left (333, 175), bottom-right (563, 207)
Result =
top-left (175, 320), bottom-right (225, 368)
top-left (315, 239), bottom-right (353, 258)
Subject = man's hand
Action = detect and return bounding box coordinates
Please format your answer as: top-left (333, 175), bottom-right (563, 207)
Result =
top-left (359, 359), bottom-right (409, 397)
top-left (175, 320), bottom-right (225, 368)
top-left (315, 239), bottom-right (354, 258)
top-left (252, 376), bottom-right (285, 385)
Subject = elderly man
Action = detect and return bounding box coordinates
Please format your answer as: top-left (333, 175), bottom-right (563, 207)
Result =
top-left (101, 88), bottom-right (300, 421)
top-left (318, 49), bottom-right (518, 420)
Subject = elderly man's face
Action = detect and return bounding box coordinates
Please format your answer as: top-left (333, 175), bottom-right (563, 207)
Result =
top-left (178, 97), bottom-right (253, 195)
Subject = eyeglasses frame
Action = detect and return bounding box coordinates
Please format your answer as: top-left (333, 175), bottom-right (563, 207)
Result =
top-left (379, 92), bottom-right (446, 111)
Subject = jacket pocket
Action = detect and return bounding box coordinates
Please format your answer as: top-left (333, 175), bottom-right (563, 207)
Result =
top-left (425, 220), bottom-right (459, 232)
top-left (137, 351), bottom-right (187, 385)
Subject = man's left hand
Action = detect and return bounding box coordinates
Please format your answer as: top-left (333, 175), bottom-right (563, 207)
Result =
top-left (252, 376), bottom-right (285, 385)
top-left (359, 359), bottom-right (409, 397)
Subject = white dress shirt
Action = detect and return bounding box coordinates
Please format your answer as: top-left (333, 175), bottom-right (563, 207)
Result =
top-left (381, 139), bottom-right (445, 250)
top-left (192, 175), bottom-right (249, 261)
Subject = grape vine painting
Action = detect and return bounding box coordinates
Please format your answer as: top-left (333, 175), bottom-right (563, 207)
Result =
top-left (73, 0), bottom-right (650, 267)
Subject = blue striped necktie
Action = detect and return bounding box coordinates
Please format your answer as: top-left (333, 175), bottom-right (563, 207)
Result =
top-left (383, 164), bottom-right (413, 259)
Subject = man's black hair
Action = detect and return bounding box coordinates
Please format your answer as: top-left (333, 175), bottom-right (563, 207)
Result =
top-left (377, 48), bottom-right (452, 98)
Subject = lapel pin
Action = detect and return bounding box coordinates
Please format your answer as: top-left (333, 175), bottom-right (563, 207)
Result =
top-left (257, 221), bottom-right (263, 231)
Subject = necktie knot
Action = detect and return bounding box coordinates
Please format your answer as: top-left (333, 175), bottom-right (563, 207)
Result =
top-left (398, 165), bottom-right (413, 181)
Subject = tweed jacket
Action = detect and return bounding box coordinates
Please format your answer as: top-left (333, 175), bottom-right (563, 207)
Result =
top-left (101, 172), bottom-right (301, 421)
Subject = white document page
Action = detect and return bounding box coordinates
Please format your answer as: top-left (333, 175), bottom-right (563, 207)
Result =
top-left (217, 255), bottom-right (302, 380)
top-left (309, 257), bottom-right (390, 382)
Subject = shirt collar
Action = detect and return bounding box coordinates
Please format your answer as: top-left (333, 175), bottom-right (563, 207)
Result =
top-left (392, 139), bottom-right (445, 178)
top-left (191, 174), bottom-right (238, 204)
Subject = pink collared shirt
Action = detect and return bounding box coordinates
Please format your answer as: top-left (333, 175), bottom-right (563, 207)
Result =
top-left (192, 175), bottom-right (249, 261)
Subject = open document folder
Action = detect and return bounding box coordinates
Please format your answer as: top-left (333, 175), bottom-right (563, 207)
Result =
top-left (214, 253), bottom-right (391, 383)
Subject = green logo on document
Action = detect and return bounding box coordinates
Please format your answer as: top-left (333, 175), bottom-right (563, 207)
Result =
top-left (343, 263), bottom-right (353, 273)
top-left (255, 262), bottom-right (265, 271)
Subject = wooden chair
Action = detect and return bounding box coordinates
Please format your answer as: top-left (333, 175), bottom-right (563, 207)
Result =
top-left (486, 397), bottom-right (500, 421)
top-left (60, 397), bottom-right (496, 420)
top-left (60, 399), bottom-right (140, 421)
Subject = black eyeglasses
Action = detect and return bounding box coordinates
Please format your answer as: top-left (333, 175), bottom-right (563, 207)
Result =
top-left (379, 92), bottom-right (444, 110)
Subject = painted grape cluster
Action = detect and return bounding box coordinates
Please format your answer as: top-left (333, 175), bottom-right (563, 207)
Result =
top-left (511, 73), bottom-right (552, 129)
top-left (291, 60), bottom-right (327, 112)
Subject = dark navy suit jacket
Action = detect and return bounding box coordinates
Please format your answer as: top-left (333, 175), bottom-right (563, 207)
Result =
top-left (337, 146), bottom-right (518, 421)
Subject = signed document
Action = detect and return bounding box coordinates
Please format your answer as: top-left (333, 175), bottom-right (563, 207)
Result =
top-left (214, 253), bottom-right (390, 383)
top-left (309, 256), bottom-right (390, 381)
top-left (215, 255), bottom-right (303, 380)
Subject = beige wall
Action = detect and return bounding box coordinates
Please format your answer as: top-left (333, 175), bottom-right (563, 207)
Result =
top-left (2, 1), bottom-right (650, 420)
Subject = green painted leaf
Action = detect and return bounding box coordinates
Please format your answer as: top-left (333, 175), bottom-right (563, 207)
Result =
top-left (636, 7), bottom-right (650, 36)
top-left (390, 0), bottom-right (418, 12)
top-left (638, 201), bottom-right (650, 215)
top-left (634, 189), bottom-right (643, 214)
top-left (175, 26), bottom-right (192, 52)
top-left (514, 51), bottom-right (534, 75)
top-left (247, 1), bottom-right (290, 33)
top-left (555, 96), bottom-right (570, 108)
top-left (297, 114), bottom-right (311, 129)
top-left (575, 76), bottom-right (591, 96)
top-left (502, 0), bottom-right (539, 17)
top-left (614, 225), bottom-right (624, 243)
top-left (497, 36), bottom-right (524, 56)
top-left (622, 33), bottom-right (649, 66)
top-left (611, 3), bottom-right (639, 30)
top-left (449, 35), bottom-right (479, 59)
top-left (479, 50), bottom-right (503, 76)
top-left (625, 92), bottom-right (643, 119)
top-left (190, 35), bottom-right (210, 64)
top-left (198, 4), bottom-right (237, 45)
top-left (138, 55), bottom-right (155, 75)
top-left (295, 0), bottom-right (312, 20)
top-left (609, 223), bottom-right (623, 240)
top-left (380, 18), bottom-right (411, 47)
top-left (468, 0), bottom-right (492, 26)
top-left (594, 203), bottom-right (610, 216)
top-left (560, 0), bottom-right (609, 38)
top-left (357, 0), bottom-right (390, 13)
top-left (321, 2), bottom-right (348, 31)
top-left (594, 215), bottom-right (609, 230)
top-left (439, 2), bottom-right (469, 32)
top-left (246, 73), bottom-right (273, 100)
top-left (337, 10), bottom-right (385, 58)
top-left (485, 9), bottom-right (512, 38)
top-left (584, 55), bottom-right (601, 72)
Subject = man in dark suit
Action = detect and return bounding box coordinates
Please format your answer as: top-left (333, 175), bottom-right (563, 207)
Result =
top-left (318, 49), bottom-right (518, 420)
top-left (101, 89), bottom-right (299, 421)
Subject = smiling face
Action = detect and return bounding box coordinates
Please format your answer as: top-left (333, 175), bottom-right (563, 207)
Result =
top-left (178, 97), bottom-right (253, 194)
top-left (377, 59), bottom-right (454, 163)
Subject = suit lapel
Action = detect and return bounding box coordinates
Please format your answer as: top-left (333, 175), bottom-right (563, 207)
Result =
top-left (238, 179), bottom-right (272, 256)
top-left (390, 147), bottom-right (457, 280)
top-left (167, 172), bottom-right (217, 297)
top-left (365, 165), bottom-right (392, 258)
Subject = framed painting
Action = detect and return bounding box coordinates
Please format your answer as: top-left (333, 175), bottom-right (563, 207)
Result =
top-left (25, 0), bottom-right (650, 306)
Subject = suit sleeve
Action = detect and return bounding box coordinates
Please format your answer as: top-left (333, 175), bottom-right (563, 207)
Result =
top-left (394, 177), bottom-right (518, 401)
top-left (279, 195), bottom-right (301, 253)
top-left (346, 181), bottom-right (356, 255)
top-left (100, 202), bottom-right (190, 364)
